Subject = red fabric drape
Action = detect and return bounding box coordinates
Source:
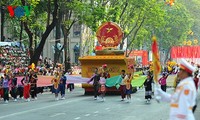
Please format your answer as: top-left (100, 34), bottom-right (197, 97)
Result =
top-left (171, 46), bottom-right (200, 58)
top-left (142, 50), bottom-right (148, 66)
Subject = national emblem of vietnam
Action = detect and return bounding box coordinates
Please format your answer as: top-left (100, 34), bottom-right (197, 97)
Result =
top-left (96, 22), bottom-right (123, 48)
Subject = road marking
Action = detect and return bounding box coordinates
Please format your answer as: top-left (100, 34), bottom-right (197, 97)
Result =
top-left (74, 117), bottom-right (81, 119)
top-left (0, 97), bottom-right (88, 119)
top-left (84, 114), bottom-right (90, 116)
top-left (134, 104), bottom-right (148, 107)
top-left (94, 111), bottom-right (99, 114)
top-left (50, 113), bottom-right (66, 117)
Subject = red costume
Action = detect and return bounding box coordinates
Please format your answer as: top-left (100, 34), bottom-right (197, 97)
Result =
top-left (21, 75), bottom-right (30, 100)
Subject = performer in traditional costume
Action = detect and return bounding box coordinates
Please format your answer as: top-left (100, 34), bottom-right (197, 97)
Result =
top-left (10, 73), bottom-right (18, 101)
top-left (99, 83), bottom-right (106, 102)
top-left (51, 71), bottom-right (60, 100)
top-left (0, 76), bottom-right (3, 99)
top-left (59, 73), bottom-right (67, 99)
top-left (102, 64), bottom-right (110, 79)
top-left (17, 74), bottom-right (24, 99)
top-left (21, 72), bottom-right (30, 102)
top-left (124, 72), bottom-right (133, 102)
top-left (119, 70), bottom-right (126, 101)
top-left (29, 70), bottom-right (38, 100)
top-left (87, 68), bottom-right (101, 100)
top-left (143, 72), bottom-right (153, 103)
top-left (155, 59), bottom-right (197, 120)
top-left (2, 75), bottom-right (10, 103)
top-left (158, 72), bottom-right (169, 92)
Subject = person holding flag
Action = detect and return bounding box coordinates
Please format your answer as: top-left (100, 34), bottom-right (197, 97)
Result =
top-left (155, 59), bottom-right (197, 120)
top-left (152, 36), bottom-right (197, 119)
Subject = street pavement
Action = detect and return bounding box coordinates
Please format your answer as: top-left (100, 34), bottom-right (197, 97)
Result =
top-left (0, 86), bottom-right (199, 120)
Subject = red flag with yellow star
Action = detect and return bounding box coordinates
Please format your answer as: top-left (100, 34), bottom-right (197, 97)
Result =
top-left (151, 36), bottom-right (161, 83)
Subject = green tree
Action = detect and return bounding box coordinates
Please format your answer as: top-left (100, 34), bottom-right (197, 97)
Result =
top-left (155, 3), bottom-right (193, 62)
top-left (179, 0), bottom-right (200, 43)
top-left (1, 0), bottom-right (58, 66)
top-left (21, 0), bottom-right (58, 66)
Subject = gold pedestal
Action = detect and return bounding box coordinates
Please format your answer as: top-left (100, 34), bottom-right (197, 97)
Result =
top-left (79, 53), bottom-right (134, 95)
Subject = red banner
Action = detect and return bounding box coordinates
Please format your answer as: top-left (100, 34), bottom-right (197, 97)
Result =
top-left (128, 50), bottom-right (148, 66)
top-left (171, 46), bottom-right (200, 58)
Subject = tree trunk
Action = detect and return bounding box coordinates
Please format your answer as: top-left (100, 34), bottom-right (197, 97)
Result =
top-left (63, 36), bottom-right (68, 73)
top-left (29, 0), bottom-right (58, 66)
top-left (54, 9), bottom-right (62, 64)
top-left (47, 0), bottom-right (50, 27)
top-left (61, 24), bottom-right (70, 73)
top-left (23, 22), bottom-right (34, 58)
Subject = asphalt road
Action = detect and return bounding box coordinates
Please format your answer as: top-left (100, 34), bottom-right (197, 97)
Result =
top-left (0, 87), bottom-right (199, 120)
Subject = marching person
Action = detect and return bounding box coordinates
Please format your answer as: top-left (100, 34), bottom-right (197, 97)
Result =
top-left (102, 64), bottom-right (110, 79)
top-left (87, 68), bottom-right (101, 100)
top-left (21, 72), bottom-right (30, 102)
top-left (17, 76), bottom-right (24, 99)
top-left (155, 59), bottom-right (197, 120)
top-left (119, 70), bottom-right (126, 101)
top-left (51, 71), bottom-right (60, 100)
top-left (66, 69), bottom-right (74, 92)
top-left (99, 83), bottom-right (106, 102)
top-left (124, 72), bottom-right (133, 102)
top-left (144, 72), bottom-right (153, 103)
top-left (2, 75), bottom-right (10, 103)
top-left (158, 72), bottom-right (169, 92)
top-left (10, 73), bottom-right (18, 101)
top-left (0, 76), bottom-right (4, 100)
top-left (29, 70), bottom-right (38, 100)
top-left (59, 73), bottom-right (67, 99)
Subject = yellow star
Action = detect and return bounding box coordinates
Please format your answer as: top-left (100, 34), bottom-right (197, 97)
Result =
top-left (106, 27), bottom-right (113, 33)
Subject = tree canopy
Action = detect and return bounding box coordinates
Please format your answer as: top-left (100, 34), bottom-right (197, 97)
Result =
top-left (1, 0), bottom-right (199, 66)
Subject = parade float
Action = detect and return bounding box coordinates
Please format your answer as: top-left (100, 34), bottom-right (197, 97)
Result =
top-left (79, 22), bottom-right (135, 94)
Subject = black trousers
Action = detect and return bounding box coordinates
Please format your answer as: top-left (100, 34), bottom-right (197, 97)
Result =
top-left (30, 86), bottom-right (37, 98)
top-left (11, 87), bottom-right (17, 99)
top-left (17, 86), bottom-right (24, 98)
top-left (67, 83), bottom-right (74, 91)
top-left (3, 88), bottom-right (9, 101)
top-left (60, 84), bottom-right (66, 96)
top-left (161, 85), bottom-right (167, 92)
top-left (93, 85), bottom-right (99, 98)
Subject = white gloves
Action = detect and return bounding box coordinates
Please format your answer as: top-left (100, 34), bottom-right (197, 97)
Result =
top-left (154, 87), bottom-right (171, 103)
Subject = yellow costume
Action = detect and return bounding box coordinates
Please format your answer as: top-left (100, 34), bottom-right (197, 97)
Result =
top-left (51, 72), bottom-right (60, 89)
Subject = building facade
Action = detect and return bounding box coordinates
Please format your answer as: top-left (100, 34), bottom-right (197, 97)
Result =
top-left (43, 23), bottom-right (82, 64)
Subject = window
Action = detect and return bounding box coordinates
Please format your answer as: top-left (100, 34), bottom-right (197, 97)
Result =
top-left (73, 23), bottom-right (81, 37)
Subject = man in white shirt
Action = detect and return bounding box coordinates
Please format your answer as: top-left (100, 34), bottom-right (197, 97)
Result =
top-left (155, 58), bottom-right (197, 120)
